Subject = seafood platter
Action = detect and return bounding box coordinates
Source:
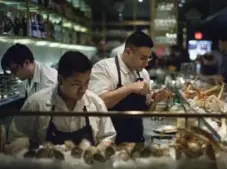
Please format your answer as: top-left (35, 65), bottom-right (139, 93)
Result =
top-left (1, 124), bottom-right (227, 169)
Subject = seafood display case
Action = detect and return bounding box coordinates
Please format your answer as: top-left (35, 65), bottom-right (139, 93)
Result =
top-left (154, 68), bottom-right (227, 143)
top-left (0, 111), bottom-right (226, 169)
top-left (0, 73), bottom-right (25, 108)
top-left (178, 79), bottom-right (227, 141)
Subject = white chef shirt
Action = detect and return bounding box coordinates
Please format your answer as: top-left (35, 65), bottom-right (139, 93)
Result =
top-left (110, 43), bottom-right (125, 58)
top-left (8, 86), bottom-right (116, 144)
top-left (88, 53), bottom-right (151, 96)
top-left (24, 61), bottom-right (57, 97)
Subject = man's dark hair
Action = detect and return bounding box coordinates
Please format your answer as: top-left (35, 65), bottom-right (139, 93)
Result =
top-left (58, 51), bottom-right (92, 78)
top-left (1, 43), bottom-right (34, 72)
top-left (125, 31), bottom-right (154, 49)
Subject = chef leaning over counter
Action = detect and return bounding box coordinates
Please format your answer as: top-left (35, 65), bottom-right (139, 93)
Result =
top-left (6, 51), bottom-right (116, 154)
top-left (89, 31), bottom-right (165, 144)
top-left (1, 43), bottom-right (57, 98)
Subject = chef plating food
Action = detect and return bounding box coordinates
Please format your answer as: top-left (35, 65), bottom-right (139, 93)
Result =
top-left (89, 31), bottom-right (170, 144)
top-left (1, 43), bottom-right (57, 98)
top-left (6, 51), bottom-right (116, 154)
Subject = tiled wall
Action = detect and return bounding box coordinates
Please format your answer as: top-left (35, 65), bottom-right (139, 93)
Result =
top-left (0, 42), bottom-right (97, 72)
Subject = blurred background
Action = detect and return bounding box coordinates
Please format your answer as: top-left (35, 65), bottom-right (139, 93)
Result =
top-left (0, 0), bottom-right (226, 66)
top-left (0, 0), bottom-right (227, 104)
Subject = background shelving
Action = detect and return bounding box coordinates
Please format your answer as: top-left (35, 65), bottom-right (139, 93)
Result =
top-left (0, 0), bottom-right (93, 45)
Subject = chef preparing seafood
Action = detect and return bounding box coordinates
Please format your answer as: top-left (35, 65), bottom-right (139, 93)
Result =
top-left (6, 51), bottom-right (116, 154)
top-left (89, 31), bottom-right (172, 144)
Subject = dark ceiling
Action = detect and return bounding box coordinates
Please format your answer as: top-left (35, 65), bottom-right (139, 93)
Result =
top-left (90, 0), bottom-right (209, 21)
top-left (120, 0), bottom-right (150, 20)
top-left (89, 0), bottom-right (227, 30)
top-left (90, 0), bottom-right (150, 21)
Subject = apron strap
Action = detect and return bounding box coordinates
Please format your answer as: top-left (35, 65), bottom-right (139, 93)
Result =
top-left (115, 55), bottom-right (143, 85)
top-left (25, 79), bottom-right (32, 99)
top-left (49, 105), bottom-right (55, 121)
top-left (136, 72), bottom-right (144, 81)
top-left (83, 106), bottom-right (91, 127)
top-left (25, 83), bottom-right (37, 99)
top-left (115, 56), bottom-right (122, 87)
top-left (34, 83), bottom-right (37, 93)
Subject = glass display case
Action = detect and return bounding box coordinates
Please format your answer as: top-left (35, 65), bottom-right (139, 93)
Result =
top-left (0, 109), bottom-right (226, 169)
top-left (0, 73), bottom-right (24, 106)
top-left (0, 70), bottom-right (226, 169)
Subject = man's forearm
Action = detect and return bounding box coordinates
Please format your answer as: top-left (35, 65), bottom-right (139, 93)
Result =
top-left (99, 86), bottom-right (132, 109)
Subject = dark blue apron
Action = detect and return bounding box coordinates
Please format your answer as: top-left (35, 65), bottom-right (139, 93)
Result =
top-left (109, 56), bottom-right (149, 144)
top-left (46, 106), bottom-right (95, 145)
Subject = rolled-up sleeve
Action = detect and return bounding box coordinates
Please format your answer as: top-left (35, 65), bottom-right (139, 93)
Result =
top-left (88, 62), bottom-right (115, 95)
top-left (95, 98), bottom-right (116, 143)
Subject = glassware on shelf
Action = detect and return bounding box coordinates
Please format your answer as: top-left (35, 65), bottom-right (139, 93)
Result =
top-left (0, 0), bottom-right (91, 44)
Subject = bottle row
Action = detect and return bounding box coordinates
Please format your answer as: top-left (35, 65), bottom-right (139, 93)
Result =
top-left (0, 0), bottom-right (93, 45)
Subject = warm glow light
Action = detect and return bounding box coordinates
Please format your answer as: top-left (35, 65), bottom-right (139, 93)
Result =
top-left (36, 41), bottom-right (48, 46)
top-left (138, 0), bottom-right (143, 2)
top-left (194, 32), bottom-right (203, 40)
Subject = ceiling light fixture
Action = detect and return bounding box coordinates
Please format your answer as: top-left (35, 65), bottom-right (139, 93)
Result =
top-left (138, 0), bottom-right (143, 2)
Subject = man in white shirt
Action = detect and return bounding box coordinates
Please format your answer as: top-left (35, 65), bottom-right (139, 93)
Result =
top-left (1, 43), bottom-right (57, 98)
top-left (6, 51), bottom-right (116, 154)
top-left (89, 31), bottom-right (162, 144)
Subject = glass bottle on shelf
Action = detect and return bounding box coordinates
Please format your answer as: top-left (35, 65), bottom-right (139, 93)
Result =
top-left (44, 18), bottom-right (55, 40)
top-left (37, 14), bottom-right (45, 38)
top-left (14, 16), bottom-right (20, 36)
top-left (53, 22), bottom-right (61, 41)
top-left (5, 10), bottom-right (14, 35)
top-left (21, 14), bottom-right (27, 36)
top-left (18, 12), bottom-right (24, 36)
top-left (30, 13), bottom-right (37, 37)
top-left (80, 0), bottom-right (86, 17)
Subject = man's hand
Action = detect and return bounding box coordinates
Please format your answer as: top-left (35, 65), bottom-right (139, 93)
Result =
top-left (4, 137), bottom-right (29, 155)
top-left (147, 89), bottom-right (173, 105)
top-left (151, 90), bottom-right (166, 102)
top-left (127, 81), bottom-right (150, 96)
